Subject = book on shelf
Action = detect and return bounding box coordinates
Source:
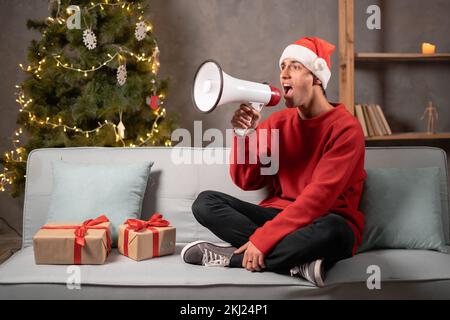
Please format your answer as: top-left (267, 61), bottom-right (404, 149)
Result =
top-left (362, 104), bottom-right (375, 137)
top-left (354, 104), bottom-right (392, 138)
top-left (375, 104), bottom-right (392, 135)
top-left (354, 104), bottom-right (368, 137)
top-left (367, 104), bottom-right (384, 136)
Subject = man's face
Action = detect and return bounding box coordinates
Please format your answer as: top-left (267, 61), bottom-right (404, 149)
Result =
top-left (280, 58), bottom-right (315, 108)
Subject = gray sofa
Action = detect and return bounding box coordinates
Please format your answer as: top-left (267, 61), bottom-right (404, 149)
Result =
top-left (0, 146), bottom-right (449, 299)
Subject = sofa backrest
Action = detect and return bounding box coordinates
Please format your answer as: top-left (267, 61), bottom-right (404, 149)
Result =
top-left (21, 146), bottom-right (449, 247)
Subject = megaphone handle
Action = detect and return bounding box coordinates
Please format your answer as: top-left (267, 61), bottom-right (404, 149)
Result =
top-left (250, 102), bottom-right (264, 112)
top-left (234, 102), bottom-right (264, 137)
top-left (234, 128), bottom-right (249, 137)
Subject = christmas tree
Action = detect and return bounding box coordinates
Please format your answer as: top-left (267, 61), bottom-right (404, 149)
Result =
top-left (0, 0), bottom-right (177, 197)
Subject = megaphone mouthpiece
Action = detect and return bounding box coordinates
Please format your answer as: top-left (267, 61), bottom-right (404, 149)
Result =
top-left (267, 85), bottom-right (282, 106)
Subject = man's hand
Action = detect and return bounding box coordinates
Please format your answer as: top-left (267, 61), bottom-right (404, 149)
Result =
top-left (231, 104), bottom-right (262, 130)
top-left (234, 241), bottom-right (266, 272)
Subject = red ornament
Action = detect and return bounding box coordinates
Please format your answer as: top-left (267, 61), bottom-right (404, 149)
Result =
top-left (146, 95), bottom-right (160, 110)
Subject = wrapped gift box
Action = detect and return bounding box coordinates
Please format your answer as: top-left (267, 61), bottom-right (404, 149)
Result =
top-left (118, 214), bottom-right (176, 261)
top-left (33, 215), bottom-right (111, 265)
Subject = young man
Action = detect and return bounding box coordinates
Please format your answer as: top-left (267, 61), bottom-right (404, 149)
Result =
top-left (181, 37), bottom-right (367, 287)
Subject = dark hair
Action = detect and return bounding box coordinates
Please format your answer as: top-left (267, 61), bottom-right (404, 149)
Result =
top-left (313, 74), bottom-right (326, 97)
top-left (321, 85), bottom-right (327, 97)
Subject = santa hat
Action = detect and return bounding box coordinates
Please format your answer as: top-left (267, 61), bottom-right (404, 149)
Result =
top-left (279, 37), bottom-right (335, 90)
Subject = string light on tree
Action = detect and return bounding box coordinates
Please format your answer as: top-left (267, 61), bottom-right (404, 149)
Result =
top-left (50, 47), bottom-right (154, 75)
top-left (14, 89), bottom-right (167, 147)
top-left (15, 98), bottom-right (167, 148)
top-left (152, 46), bottom-right (160, 74)
top-left (117, 111), bottom-right (126, 140)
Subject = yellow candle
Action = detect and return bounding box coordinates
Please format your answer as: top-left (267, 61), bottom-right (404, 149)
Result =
top-left (422, 42), bottom-right (436, 54)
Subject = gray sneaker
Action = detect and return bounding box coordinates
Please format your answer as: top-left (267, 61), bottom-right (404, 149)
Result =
top-left (181, 240), bottom-right (236, 267)
top-left (290, 259), bottom-right (325, 287)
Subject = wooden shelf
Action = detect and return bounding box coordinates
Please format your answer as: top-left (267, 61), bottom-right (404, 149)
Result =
top-left (356, 53), bottom-right (450, 62)
top-left (339, 1), bottom-right (449, 143)
top-left (366, 132), bottom-right (450, 141)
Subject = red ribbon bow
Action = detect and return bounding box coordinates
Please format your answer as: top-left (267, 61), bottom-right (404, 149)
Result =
top-left (123, 213), bottom-right (170, 258)
top-left (125, 213), bottom-right (170, 231)
top-left (41, 215), bottom-right (111, 264)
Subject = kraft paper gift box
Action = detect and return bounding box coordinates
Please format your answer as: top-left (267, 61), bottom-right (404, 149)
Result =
top-left (118, 214), bottom-right (176, 261)
top-left (33, 215), bottom-right (112, 265)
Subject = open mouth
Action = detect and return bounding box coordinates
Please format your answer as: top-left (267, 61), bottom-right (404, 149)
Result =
top-left (283, 85), bottom-right (293, 98)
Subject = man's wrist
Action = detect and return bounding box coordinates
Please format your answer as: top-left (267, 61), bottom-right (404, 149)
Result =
top-left (233, 127), bottom-right (257, 137)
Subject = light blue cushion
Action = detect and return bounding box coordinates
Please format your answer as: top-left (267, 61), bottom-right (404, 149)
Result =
top-left (47, 160), bottom-right (153, 246)
top-left (358, 167), bottom-right (447, 253)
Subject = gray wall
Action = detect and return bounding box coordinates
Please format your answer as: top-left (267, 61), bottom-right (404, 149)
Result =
top-left (0, 1), bottom-right (49, 233)
top-left (1, 0), bottom-right (450, 232)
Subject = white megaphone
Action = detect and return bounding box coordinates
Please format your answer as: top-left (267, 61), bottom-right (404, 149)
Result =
top-left (192, 60), bottom-right (281, 136)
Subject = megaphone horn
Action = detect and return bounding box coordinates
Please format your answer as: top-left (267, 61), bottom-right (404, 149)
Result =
top-left (192, 60), bottom-right (281, 113)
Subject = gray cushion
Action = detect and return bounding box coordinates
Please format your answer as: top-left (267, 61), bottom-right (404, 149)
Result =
top-left (1, 245), bottom-right (450, 299)
top-left (359, 167), bottom-right (447, 253)
top-left (47, 160), bottom-right (153, 245)
top-left (0, 246), bottom-right (313, 287)
top-left (2, 246), bottom-right (450, 286)
top-left (3, 280), bottom-right (450, 299)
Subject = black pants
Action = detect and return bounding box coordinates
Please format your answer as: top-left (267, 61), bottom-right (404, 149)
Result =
top-left (192, 190), bottom-right (355, 274)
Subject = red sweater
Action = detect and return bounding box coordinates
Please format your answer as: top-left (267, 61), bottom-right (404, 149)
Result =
top-left (230, 103), bottom-right (367, 256)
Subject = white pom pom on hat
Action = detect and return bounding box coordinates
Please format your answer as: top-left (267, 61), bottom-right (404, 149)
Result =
top-left (279, 37), bottom-right (336, 90)
top-left (313, 58), bottom-right (327, 72)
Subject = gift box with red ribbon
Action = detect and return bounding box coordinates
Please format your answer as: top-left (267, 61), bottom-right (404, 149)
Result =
top-left (118, 213), bottom-right (176, 261)
top-left (33, 215), bottom-right (112, 265)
